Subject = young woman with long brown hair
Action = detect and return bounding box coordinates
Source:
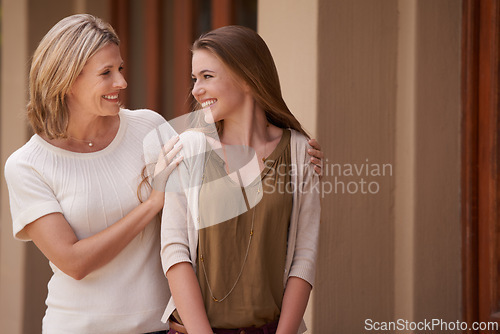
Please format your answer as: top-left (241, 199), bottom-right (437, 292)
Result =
top-left (161, 26), bottom-right (321, 334)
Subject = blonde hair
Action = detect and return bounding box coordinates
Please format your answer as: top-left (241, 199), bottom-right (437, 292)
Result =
top-left (192, 25), bottom-right (309, 137)
top-left (27, 14), bottom-right (120, 139)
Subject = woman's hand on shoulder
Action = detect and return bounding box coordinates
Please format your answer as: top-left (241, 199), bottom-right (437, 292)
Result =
top-left (151, 136), bottom-right (184, 193)
top-left (307, 138), bottom-right (324, 176)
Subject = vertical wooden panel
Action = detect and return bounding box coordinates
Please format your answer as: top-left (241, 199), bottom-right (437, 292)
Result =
top-left (314, 0), bottom-right (398, 331)
top-left (110, 0), bottom-right (130, 107)
top-left (411, 0), bottom-right (462, 323)
top-left (144, 0), bottom-right (161, 112)
top-left (461, 0), bottom-right (480, 329)
top-left (477, 0), bottom-right (500, 328)
top-left (394, 0), bottom-right (417, 323)
top-left (173, 0), bottom-right (194, 117)
top-left (212, 0), bottom-right (234, 29)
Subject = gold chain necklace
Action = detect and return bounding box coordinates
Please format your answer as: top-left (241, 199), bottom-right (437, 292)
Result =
top-left (199, 145), bottom-right (258, 303)
top-left (199, 208), bottom-right (255, 303)
top-left (67, 135), bottom-right (94, 147)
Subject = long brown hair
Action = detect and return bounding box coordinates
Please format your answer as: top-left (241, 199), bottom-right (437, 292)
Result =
top-left (192, 25), bottom-right (309, 138)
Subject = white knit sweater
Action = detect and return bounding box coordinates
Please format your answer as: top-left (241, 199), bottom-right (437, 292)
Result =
top-left (5, 109), bottom-right (176, 334)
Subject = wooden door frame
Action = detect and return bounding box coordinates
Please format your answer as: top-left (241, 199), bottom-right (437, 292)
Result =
top-left (462, 0), bottom-right (479, 328)
top-left (462, 0), bottom-right (500, 331)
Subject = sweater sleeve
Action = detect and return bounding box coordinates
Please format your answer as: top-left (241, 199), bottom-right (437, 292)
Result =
top-left (4, 152), bottom-right (62, 241)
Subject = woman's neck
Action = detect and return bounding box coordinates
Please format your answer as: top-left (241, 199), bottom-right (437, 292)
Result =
top-left (220, 103), bottom-right (271, 147)
top-left (66, 112), bottom-right (114, 141)
top-left (218, 101), bottom-right (284, 175)
top-left (43, 111), bottom-right (120, 152)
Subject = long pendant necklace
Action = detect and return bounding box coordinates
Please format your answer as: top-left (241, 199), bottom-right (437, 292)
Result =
top-left (199, 207), bottom-right (255, 303)
top-left (199, 146), bottom-right (257, 303)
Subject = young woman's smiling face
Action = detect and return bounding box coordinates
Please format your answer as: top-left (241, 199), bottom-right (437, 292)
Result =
top-left (66, 43), bottom-right (127, 118)
top-left (191, 49), bottom-right (250, 123)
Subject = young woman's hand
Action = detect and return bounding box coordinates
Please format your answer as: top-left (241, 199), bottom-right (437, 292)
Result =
top-left (307, 138), bottom-right (324, 176)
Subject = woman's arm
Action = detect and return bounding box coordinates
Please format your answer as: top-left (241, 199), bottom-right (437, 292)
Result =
top-left (166, 262), bottom-right (213, 333)
top-left (24, 137), bottom-right (183, 280)
top-left (25, 191), bottom-right (164, 280)
top-left (161, 132), bottom-right (213, 332)
top-left (277, 134), bottom-right (321, 332)
top-left (277, 277), bottom-right (312, 334)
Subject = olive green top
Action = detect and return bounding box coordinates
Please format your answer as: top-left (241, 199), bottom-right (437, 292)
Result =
top-left (193, 129), bottom-right (292, 328)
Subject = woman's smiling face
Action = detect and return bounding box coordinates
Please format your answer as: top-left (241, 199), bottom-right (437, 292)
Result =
top-left (191, 49), bottom-right (250, 123)
top-left (66, 43), bottom-right (127, 118)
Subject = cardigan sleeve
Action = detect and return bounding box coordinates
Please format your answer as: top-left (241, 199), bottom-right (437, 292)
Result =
top-left (160, 130), bottom-right (206, 275)
top-left (288, 133), bottom-right (321, 287)
top-left (160, 160), bottom-right (192, 274)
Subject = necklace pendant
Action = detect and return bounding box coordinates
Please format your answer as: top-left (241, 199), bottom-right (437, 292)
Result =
top-left (88, 142), bottom-right (94, 147)
top-left (262, 157), bottom-right (266, 162)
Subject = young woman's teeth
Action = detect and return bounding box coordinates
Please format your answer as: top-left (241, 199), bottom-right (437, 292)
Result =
top-left (103, 94), bottom-right (118, 100)
top-left (202, 100), bottom-right (216, 108)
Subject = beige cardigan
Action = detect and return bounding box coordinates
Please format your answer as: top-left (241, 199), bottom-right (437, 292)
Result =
top-left (160, 129), bottom-right (321, 333)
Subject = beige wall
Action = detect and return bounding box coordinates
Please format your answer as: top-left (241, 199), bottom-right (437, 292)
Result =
top-left (259, 0), bottom-right (462, 333)
top-left (1, 1), bottom-right (29, 332)
top-left (258, 0), bottom-right (318, 138)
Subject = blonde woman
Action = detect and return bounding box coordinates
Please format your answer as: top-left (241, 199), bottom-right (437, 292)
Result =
top-left (161, 26), bottom-right (321, 334)
top-left (4, 14), bottom-right (182, 333)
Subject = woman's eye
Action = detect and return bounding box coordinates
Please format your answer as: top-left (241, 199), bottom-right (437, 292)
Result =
top-left (101, 70), bottom-right (110, 75)
top-left (191, 77), bottom-right (197, 83)
top-left (119, 66), bottom-right (124, 72)
top-left (204, 74), bottom-right (212, 79)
